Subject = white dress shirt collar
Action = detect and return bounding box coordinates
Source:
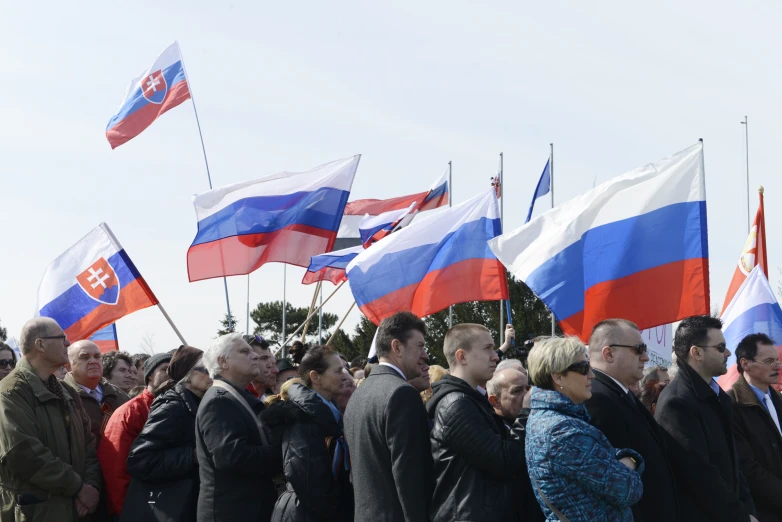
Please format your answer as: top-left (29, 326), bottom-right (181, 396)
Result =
top-left (378, 362), bottom-right (406, 379)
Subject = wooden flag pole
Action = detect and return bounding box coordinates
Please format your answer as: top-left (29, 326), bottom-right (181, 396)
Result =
top-left (274, 281), bottom-right (346, 355)
top-left (301, 281), bottom-right (322, 341)
top-left (326, 301), bottom-right (357, 345)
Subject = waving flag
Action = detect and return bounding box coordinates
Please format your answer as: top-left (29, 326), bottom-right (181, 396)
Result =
top-left (303, 245), bottom-right (363, 286)
top-left (526, 159), bottom-right (551, 223)
top-left (358, 203), bottom-right (416, 247)
top-left (37, 223), bottom-right (159, 342)
top-left (721, 189), bottom-right (767, 314)
top-left (489, 143), bottom-right (709, 341)
top-left (336, 170), bottom-right (449, 249)
top-left (188, 156), bottom-right (360, 281)
top-left (347, 189), bottom-right (507, 325)
top-left (90, 324), bottom-right (119, 353)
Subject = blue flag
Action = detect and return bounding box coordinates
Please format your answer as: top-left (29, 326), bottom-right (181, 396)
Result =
top-left (525, 159), bottom-right (551, 223)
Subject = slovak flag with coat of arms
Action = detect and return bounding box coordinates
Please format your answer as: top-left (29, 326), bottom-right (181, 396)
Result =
top-left (36, 223), bottom-right (159, 342)
top-left (105, 41), bottom-right (191, 149)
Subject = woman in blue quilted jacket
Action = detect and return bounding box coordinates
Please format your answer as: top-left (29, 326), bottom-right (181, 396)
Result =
top-left (526, 336), bottom-right (644, 522)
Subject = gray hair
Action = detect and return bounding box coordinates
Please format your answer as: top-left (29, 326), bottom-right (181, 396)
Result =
top-left (486, 368), bottom-right (523, 399)
top-left (527, 336), bottom-right (588, 391)
top-left (20, 317), bottom-right (61, 355)
top-left (640, 365), bottom-right (669, 387)
top-left (588, 318), bottom-right (639, 357)
top-left (203, 332), bottom-right (246, 378)
top-left (496, 359), bottom-right (524, 373)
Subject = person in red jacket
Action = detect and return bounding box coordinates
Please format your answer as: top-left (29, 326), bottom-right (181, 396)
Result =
top-left (97, 352), bottom-right (171, 518)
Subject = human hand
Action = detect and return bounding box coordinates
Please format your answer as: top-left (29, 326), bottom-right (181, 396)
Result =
top-left (76, 484), bottom-right (99, 513)
top-left (619, 457), bottom-right (636, 470)
top-left (750, 516), bottom-right (759, 522)
top-left (75, 498), bottom-right (89, 518)
top-left (505, 324), bottom-right (515, 342)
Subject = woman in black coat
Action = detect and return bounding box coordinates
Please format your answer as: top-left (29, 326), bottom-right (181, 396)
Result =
top-left (125, 346), bottom-right (212, 521)
top-left (263, 345), bottom-right (354, 522)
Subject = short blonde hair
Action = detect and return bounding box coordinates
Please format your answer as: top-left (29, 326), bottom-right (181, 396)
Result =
top-left (428, 365), bottom-right (448, 384)
top-left (527, 336), bottom-right (588, 391)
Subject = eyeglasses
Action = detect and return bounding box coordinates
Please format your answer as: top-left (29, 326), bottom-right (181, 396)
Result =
top-left (39, 335), bottom-right (68, 342)
top-left (696, 343), bottom-right (728, 353)
top-left (609, 343), bottom-right (648, 355)
top-left (750, 358), bottom-right (781, 368)
top-left (565, 361), bottom-right (591, 375)
top-left (0, 359), bottom-right (15, 369)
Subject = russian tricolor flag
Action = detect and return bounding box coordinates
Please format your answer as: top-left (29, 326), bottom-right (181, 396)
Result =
top-left (490, 143), bottom-right (709, 341)
top-left (90, 324), bottom-right (119, 353)
top-left (106, 42), bottom-right (191, 149)
top-left (187, 156), bottom-right (360, 281)
top-left (347, 189), bottom-right (508, 325)
top-left (36, 223), bottom-right (159, 342)
top-left (303, 245), bottom-right (363, 286)
top-left (336, 171), bottom-right (449, 249)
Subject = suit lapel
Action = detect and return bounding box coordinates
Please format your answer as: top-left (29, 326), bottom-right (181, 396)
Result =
top-left (593, 370), bottom-right (661, 441)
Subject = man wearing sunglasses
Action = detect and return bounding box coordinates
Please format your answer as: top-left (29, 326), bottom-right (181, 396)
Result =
top-left (585, 318), bottom-right (679, 522)
top-left (0, 317), bottom-right (102, 520)
top-left (655, 315), bottom-right (758, 522)
top-left (728, 333), bottom-right (782, 522)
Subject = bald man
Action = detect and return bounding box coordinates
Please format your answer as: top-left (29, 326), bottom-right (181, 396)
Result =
top-left (63, 340), bottom-right (128, 447)
top-left (0, 318), bottom-right (102, 520)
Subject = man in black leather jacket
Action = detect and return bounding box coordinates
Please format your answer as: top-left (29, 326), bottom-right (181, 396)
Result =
top-left (426, 323), bottom-right (525, 522)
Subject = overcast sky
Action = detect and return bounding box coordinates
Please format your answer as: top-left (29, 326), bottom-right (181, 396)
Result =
top-left (1, 1), bottom-right (777, 353)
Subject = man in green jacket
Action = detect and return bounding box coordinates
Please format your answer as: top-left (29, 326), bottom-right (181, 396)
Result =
top-left (0, 318), bottom-right (102, 521)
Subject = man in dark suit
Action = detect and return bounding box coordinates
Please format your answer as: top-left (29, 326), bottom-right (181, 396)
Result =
top-left (584, 318), bottom-right (679, 522)
top-left (344, 311), bottom-right (432, 522)
top-left (728, 333), bottom-right (782, 522)
top-left (655, 315), bottom-right (757, 522)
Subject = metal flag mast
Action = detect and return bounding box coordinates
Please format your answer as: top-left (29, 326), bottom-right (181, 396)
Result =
top-left (550, 143), bottom-right (556, 335)
top-left (499, 152), bottom-right (504, 344)
top-left (448, 161), bottom-right (454, 329)
top-left (179, 42), bottom-right (233, 332)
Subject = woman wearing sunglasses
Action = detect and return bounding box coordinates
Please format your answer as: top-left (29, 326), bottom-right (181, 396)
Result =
top-left (525, 337), bottom-right (645, 522)
top-left (124, 346), bottom-right (213, 521)
top-left (0, 342), bottom-right (16, 381)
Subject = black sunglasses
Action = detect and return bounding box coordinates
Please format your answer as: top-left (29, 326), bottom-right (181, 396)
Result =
top-left (0, 359), bottom-right (15, 369)
top-left (697, 343), bottom-right (728, 353)
top-left (609, 343), bottom-right (648, 356)
top-left (565, 361), bottom-right (591, 375)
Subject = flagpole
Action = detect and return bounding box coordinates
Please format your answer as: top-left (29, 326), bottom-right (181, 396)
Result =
top-left (499, 152), bottom-right (505, 344)
top-left (550, 143), bottom-right (556, 336)
top-left (448, 160), bottom-right (454, 329)
top-left (318, 283), bottom-right (323, 341)
top-left (178, 42), bottom-right (233, 332)
top-left (741, 116), bottom-right (750, 233)
top-left (274, 280), bottom-right (347, 355)
top-left (282, 265), bottom-right (287, 357)
top-left (246, 275), bottom-right (250, 335)
top-left (326, 301), bottom-right (357, 345)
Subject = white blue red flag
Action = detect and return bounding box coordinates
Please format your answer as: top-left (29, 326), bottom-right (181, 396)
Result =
top-left (489, 143), bottom-right (709, 341)
top-left (303, 245), bottom-right (364, 286)
top-left (336, 170), bottom-right (449, 249)
top-left (106, 42), bottom-right (191, 149)
top-left (89, 324), bottom-right (119, 353)
top-left (36, 223), bottom-right (159, 342)
top-left (187, 155), bottom-right (360, 281)
top-left (347, 189), bottom-right (508, 325)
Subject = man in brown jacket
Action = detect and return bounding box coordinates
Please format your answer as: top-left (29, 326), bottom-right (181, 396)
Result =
top-left (729, 333), bottom-right (782, 522)
top-left (0, 318), bottom-right (102, 521)
top-left (63, 340), bottom-right (128, 447)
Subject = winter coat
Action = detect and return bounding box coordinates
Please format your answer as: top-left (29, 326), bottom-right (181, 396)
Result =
top-left (728, 374), bottom-right (782, 522)
top-left (0, 358), bottom-right (102, 522)
top-left (196, 376), bottom-right (282, 522)
top-left (426, 374), bottom-right (523, 522)
top-left (62, 374), bottom-right (128, 448)
top-left (262, 383), bottom-right (353, 522)
top-left (525, 387), bottom-right (644, 522)
top-left (96, 388), bottom-right (154, 517)
top-left (655, 361), bottom-right (756, 522)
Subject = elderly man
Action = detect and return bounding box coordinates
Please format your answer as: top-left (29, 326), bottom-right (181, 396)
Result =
top-left (97, 352), bottom-right (171, 518)
top-left (63, 340), bottom-right (128, 446)
top-left (728, 333), bottom-right (782, 522)
top-left (0, 318), bottom-right (101, 521)
top-left (640, 365), bottom-right (671, 387)
top-left (197, 333), bottom-right (281, 522)
top-left (344, 311), bottom-right (432, 522)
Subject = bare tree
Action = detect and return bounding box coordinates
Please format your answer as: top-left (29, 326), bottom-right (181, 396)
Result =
top-left (138, 332), bottom-right (156, 355)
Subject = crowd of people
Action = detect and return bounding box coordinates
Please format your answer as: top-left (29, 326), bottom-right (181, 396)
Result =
top-left (0, 311), bottom-right (778, 521)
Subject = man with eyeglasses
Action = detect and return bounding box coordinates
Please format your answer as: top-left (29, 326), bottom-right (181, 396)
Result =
top-left (584, 318), bottom-right (680, 522)
top-left (728, 333), bottom-right (782, 522)
top-left (655, 315), bottom-right (758, 522)
top-left (0, 317), bottom-right (102, 520)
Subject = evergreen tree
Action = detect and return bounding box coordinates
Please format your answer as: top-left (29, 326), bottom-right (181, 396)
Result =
top-left (250, 300), bottom-right (337, 346)
top-left (217, 313), bottom-right (239, 336)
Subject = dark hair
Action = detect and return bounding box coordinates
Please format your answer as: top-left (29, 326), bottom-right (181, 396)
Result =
top-left (673, 315), bottom-right (723, 362)
top-left (350, 357), bottom-right (367, 369)
top-left (289, 341), bottom-right (306, 365)
top-left (243, 334), bottom-right (270, 350)
top-left (639, 381), bottom-right (668, 413)
top-left (735, 333), bottom-right (776, 373)
top-left (102, 351), bottom-right (134, 379)
top-left (364, 362), bottom-right (375, 377)
top-left (128, 385), bottom-right (146, 399)
top-left (375, 312), bottom-right (426, 358)
top-left (131, 353), bottom-right (150, 370)
top-left (298, 345), bottom-right (337, 386)
top-left (0, 343), bottom-right (16, 363)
